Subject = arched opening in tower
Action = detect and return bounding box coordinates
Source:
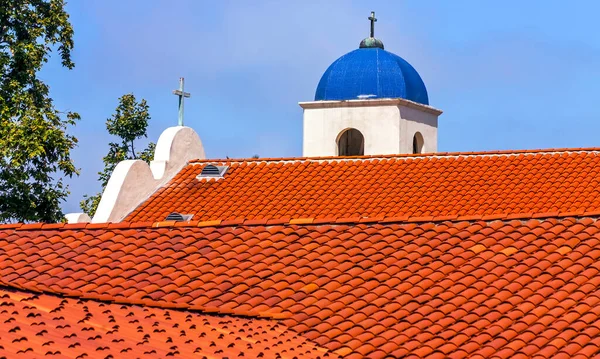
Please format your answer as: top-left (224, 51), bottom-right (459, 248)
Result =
top-left (338, 128), bottom-right (365, 156)
top-left (413, 132), bottom-right (424, 154)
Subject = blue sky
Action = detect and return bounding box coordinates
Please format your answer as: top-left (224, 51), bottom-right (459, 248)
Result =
top-left (41, 1), bottom-right (600, 214)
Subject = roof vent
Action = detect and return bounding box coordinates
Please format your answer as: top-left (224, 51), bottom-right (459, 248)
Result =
top-left (165, 212), bottom-right (193, 221)
top-left (197, 164), bottom-right (228, 179)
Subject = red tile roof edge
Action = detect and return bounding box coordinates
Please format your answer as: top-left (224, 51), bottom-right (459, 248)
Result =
top-left (5, 210), bottom-right (600, 231)
top-left (187, 147), bottom-right (600, 164)
top-left (0, 283), bottom-right (289, 321)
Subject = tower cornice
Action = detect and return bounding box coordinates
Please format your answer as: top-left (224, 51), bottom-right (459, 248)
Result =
top-left (299, 98), bottom-right (443, 116)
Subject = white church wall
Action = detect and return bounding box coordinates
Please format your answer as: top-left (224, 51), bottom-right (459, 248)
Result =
top-left (399, 105), bottom-right (439, 153)
top-left (150, 126), bottom-right (206, 180)
top-left (65, 126), bottom-right (205, 224)
top-left (64, 213), bottom-right (91, 224)
top-left (90, 160), bottom-right (157, 223)
top-left (302, 102), bottom-right (401, 156)
top-left (300, 99), bottom-right (442, 157)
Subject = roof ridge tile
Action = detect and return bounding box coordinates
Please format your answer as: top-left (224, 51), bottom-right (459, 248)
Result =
top-left (289, 218), bottom-right (314, 225)
top-left (198, 220), bottom-right (222, 227)
top-left (19, 223), bottom-right (44, 230)
top-left (583, 210), bottom-right (600, 217)
top-left (266, 218), bottom-right (290, 225)
top-left (9, 213), bottom-right (600, 233)
top-left (359, 216), bottom-right (384, 223)
top-left (85, 222), bottom-right (112, 229)
top-left (221, 219), bottom-right (245, 226)
top-left (558, 211), bottom-right (586, 217)
top-left (243, 219), bottom-right (269, 226)
top-left (129, 221), bottom-right (154, 228)
top-left (40, 223), bottom-right (65, 230)
top-left (153, 220), bottom-right (177, 228)
top-left (0, 223), bottom-right (22, 229)
top-left (187, 147), bottom-right (600, 164)
top-left (107, 222), bottom-right (132, 229)
top-left (174, 220), bottom-right (199, 227)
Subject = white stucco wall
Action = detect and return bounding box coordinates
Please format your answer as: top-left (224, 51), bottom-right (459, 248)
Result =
top-left (300, 99), bottom-right (442, 157)
top-left (64, 126), bottom-right (206, 224)
top-left (399, 105), bottom-right (439, 153)
top-left (65, 213), bottom-right (92, 224)
top-left (303, 103), bottom-right (401, 156)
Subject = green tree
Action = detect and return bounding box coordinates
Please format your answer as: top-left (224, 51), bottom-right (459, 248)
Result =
top-left (80, 94), bottom-right (155, 217)
top-left (0, 0), bottom-right (80, 223)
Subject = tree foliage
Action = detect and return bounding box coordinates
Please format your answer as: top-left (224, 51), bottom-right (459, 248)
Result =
top-left (80, 94), bottom-right (155, 217)
top-left (0, 0), bottom-right (79, 223)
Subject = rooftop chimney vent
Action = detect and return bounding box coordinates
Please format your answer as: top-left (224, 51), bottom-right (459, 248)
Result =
top-left (165, 212), bottom-right (193, 221)
top-left (197, 164), bottom-right (228, 179)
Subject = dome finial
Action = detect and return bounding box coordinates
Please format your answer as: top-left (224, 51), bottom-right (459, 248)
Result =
top-left (369, 11), bottom-right (377, 38)
top-left (360, 11), bottom-right (384, 49)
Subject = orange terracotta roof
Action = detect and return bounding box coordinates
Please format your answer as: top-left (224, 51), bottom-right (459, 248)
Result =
top-left (0, 287), bottom-right (331, 359)
top-left (2, 216), bottom-right (600, 357)
top-left (125, 148), bottom-right (600, 222)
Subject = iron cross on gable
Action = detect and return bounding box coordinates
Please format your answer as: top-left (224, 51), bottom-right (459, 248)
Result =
top-left (368, 11), bottom-right (377, 38)
top-left (173, 77), bottom-right (191, 126)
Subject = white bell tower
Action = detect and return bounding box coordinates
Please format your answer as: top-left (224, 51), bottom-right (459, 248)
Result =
top-left (300, 98), bottom-right (442, 157)
top-left (301, 12), bottom-right (442, 157)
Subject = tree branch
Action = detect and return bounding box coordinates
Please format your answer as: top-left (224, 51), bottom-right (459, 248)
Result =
top-left (131, 140), bottom-right (137, 159)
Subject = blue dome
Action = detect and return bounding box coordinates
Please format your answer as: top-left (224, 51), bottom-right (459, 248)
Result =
top-left (315, 47), bottom-right (429, 105)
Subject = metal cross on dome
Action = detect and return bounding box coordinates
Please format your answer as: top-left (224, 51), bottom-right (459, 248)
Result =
top-left (172, 77), bottom-right (191, 126)
top-left (368, 11), bottom-right (377, 38)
